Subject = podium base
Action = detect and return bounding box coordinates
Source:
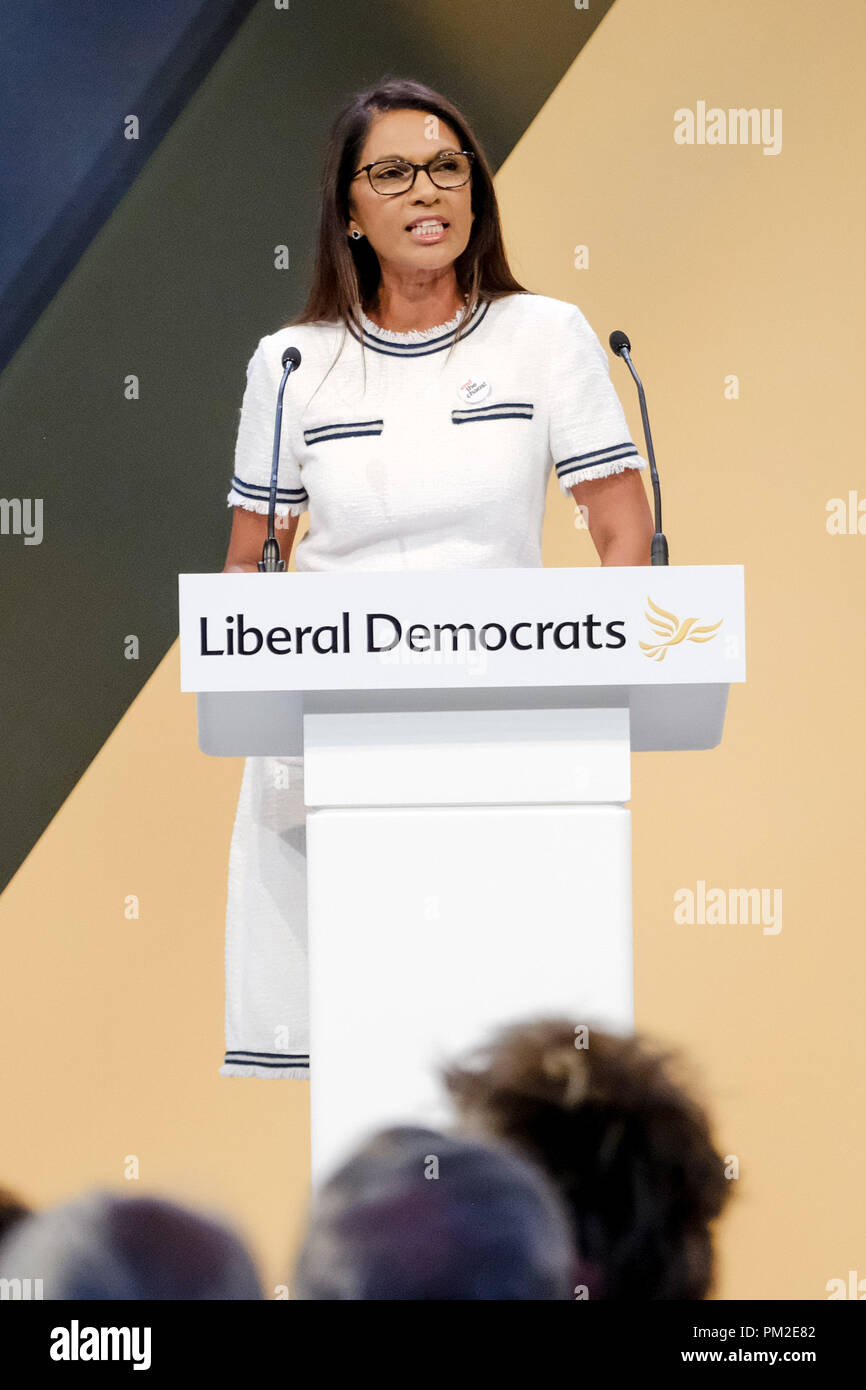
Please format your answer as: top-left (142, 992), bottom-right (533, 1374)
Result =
top-left (307, 802), bottom-right (632, 1188)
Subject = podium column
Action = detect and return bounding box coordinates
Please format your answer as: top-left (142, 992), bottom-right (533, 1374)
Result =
top-left (303, 706), bottom-right (633, 1187)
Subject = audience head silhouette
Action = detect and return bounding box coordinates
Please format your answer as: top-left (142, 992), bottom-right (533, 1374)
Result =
top-left (0, 1184), bottom-right (30, 1244)
top-left (292, 1124), bottom-right (578, 1299)
top-left (0, 1190), bottom-right (263, 1300)
top-left (441, 1017), bottom-right (733, 1299)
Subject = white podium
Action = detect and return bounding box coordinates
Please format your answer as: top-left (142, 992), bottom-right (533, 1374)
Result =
top-left (179, 565), bottom-right (745, 1186)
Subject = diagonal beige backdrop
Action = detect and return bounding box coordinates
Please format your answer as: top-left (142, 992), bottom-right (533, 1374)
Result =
top-left (1, 0), bottom-right (863, 1298)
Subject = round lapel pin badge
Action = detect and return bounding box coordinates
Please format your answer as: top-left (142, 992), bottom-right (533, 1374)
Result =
top-left (456, 375), bottom-right (491, 405)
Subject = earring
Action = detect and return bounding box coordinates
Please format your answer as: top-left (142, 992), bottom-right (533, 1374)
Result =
top-left (350, 229), bottom-right (363, 240)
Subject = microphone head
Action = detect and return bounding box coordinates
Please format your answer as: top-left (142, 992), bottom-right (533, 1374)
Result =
top-left (609, 330), bottom-right (630, 356)
top-left (282, 346), bottom-right (302, 369)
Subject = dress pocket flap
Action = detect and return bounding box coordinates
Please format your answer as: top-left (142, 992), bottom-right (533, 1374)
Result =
top-left (451, 401), bottom-right (533, 424)
top-left (303, 418), bottom-right (384, 444)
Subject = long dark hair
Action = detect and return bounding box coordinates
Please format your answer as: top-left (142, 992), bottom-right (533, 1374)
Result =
top-left (283, 77), bottom-right (528, 367)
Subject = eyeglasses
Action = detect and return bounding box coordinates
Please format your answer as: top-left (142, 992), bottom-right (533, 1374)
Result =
top-left (351, 150), bottom-right (475, 196)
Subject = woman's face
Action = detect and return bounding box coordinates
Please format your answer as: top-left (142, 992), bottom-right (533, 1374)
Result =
top-left (347, 108), bottom-right (475, 278)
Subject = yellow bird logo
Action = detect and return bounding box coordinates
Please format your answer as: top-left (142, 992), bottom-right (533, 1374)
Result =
top-left (640, 596), bottom-right (723, 661)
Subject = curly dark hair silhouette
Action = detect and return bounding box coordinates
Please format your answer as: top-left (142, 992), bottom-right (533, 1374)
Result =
top-left (441, 1017), bottom-right (734, 1299)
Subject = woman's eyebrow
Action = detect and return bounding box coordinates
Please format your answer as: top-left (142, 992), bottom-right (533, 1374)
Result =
top-left (369, 147), bottom-right (460, 160)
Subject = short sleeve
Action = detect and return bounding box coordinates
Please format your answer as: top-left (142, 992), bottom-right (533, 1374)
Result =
top-left (548, 303), bottom-right (648, 496)
top-left (226, 337), bottom-right (309, 517)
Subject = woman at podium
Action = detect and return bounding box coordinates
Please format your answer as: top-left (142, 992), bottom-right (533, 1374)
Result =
top-left (220, 79), bottom-right (653, 1079)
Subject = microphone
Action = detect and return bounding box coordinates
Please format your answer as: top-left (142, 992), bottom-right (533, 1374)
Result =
top-left (608, 330), bottom-right (669, 566)
top-left (258, 345), bottom-right (302, 572)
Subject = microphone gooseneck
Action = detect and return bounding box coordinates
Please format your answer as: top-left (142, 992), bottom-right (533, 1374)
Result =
top-left (609, 330), bottom-right (669, 566)
top-left (259, 345), bottom-right (302, 573)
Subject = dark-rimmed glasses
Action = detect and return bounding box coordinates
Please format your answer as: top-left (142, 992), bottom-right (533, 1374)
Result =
top-left (351, 150), bottom-right (475, 196)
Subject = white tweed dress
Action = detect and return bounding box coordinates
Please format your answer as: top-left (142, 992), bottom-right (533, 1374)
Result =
top-left (220, 292), bottom-right (647, 1078)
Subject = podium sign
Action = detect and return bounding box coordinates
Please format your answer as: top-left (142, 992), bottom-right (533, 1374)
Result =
top-left (179, 564), bottom-right (745, 692)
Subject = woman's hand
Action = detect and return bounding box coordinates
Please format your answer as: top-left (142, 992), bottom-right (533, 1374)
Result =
top-left (570, 467), bottom-right (655, 566)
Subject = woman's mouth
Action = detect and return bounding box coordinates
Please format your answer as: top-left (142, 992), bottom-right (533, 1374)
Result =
top-left (406, 219), bottom-right (449, 242)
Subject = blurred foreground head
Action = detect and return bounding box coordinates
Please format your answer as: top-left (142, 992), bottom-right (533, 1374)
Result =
top-left (442, 1018), bottom-right (734, 1299)
top-left (0, 1184), bottom-right (31, 1243)
top-left (0, 1190), bottom-right (263, 1299)
top-left (292, 1125), bottom-right (578, 1299)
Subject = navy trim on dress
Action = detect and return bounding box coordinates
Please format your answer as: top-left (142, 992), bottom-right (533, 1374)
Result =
top-left (224, 1050), bottom-right (310, 1068)
top-left (303, 419), bottom-right (383, 444)
top-left (230, 474), bottom-right (308, 504)
top-left (346, 298), bottom-right (491, 357)
top-left (555, 442), bottom-right (639, 482)
top-left (451, 401), bottom-right (534, 423)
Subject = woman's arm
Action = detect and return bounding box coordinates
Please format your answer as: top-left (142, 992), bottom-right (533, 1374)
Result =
top-left (223, 506), bottom-right (301, 573)
top-left (570, 467), bottom-right (655, 566)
